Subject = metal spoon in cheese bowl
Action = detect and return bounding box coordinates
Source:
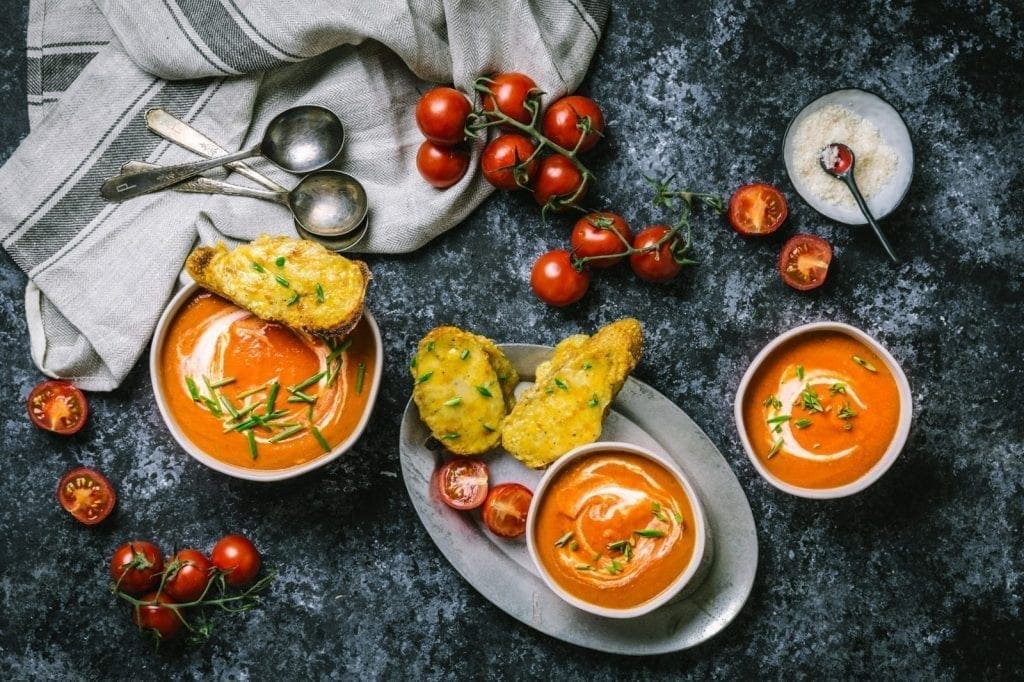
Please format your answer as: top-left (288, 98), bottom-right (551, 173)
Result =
top-left (819, 142), bottom-right (900, 263)
top-left (101, 105), bottom-right (346, 202)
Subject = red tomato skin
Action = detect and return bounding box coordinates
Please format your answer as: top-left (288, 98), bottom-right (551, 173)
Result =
top-left (482, 483), bottom-right (533, 539)
top-left (56, 467), bottom-right (116, 525)
top-left (435, 458), bottom-right (490, 510)
top-left (533, 155), bottom-right (588, 208)
top-left (727, 182), bottom-right (788, 236)
top-left (415, 87), bottom-right (471, 145)
top-left (542, 95), bottom-right (605, 153)
top-left (133, 591), bottom-right (182, 640)
top-left (480, 133), bottom-right (538, 190)
top-left (27, 380), bottom-right (88, 435)
top-left (778, 234), bottom-right (833, 291)
top-left (481, 72), bottom-right (539, 124)
top-left (570, 212), bottom-right (633, 268)
top-left (629, 225), bottom-right (683, 283)
top-left (163, 549), bottom-right (214, 603)
top-left (416, 140), bottom-right (470, 189)
top-left (110, 541), bottom-right (165, 595)
top-left (530, 249), bottom-right (590, 307)
top-left (211, 534), bottom-right (262, 588)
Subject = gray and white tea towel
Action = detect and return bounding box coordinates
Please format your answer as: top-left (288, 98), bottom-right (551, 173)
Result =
top-left (1, 0), bottom-right (609, 390)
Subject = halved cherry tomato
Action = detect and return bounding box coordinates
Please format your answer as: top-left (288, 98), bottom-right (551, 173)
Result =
top-left (630, 225), bottom-right (685, 283)
top-left (778, 234), bottom-right (833, 291)
top-left (436, 458), bottom-right (489, 510)
top-left (416, 140), bottom-right (470, 189)
top-left (481, 133), bottom-right (538, 190)
top-left (481, 483), bottom-right (533, 539)
top-left (481, 72), bottom-right (539, 125)
top-left (728, 183), bottom-right (788, 236)
top-left (56, 467), bottom-right (115, 525)
top-left (530, 249), bottom-right (590, 307)
top-left (570, 212), bottom-right (633, 268)
top-left (110, 541), bottom-right (165, 595)
top-left (133, 591), bottom-right (183, 640)
top-left (415, 86), bottom-right (471, 146)
top-left (533, 154), bottom-right (588, 209)
top-left (211, 534), bottom-right (261, 588)
top-left (542, 95), bottom-right (605, 153)
top-left (163, 549), bottom-right (214, 603)
top-left (27, 380), bottom-right (88, 435)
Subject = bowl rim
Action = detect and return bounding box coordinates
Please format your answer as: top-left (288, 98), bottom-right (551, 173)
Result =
top-left (149, 281), bottom-right (382, 482)
top-left (733, 321), bottom-right (912, 499)
top-left (525, 440), bottom-right (708, 619)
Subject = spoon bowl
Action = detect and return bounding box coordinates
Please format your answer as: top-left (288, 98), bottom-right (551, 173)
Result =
top-left (289, 170), bottom-right (367, 236)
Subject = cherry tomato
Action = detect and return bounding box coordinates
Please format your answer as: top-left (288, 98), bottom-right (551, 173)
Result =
top-left (415, 86), bottom-right (471, 145)
top-left (533, 154), bottom-right (588, 209)
top-left (436, 458), bottom-right (489, 510)
top-left (163, 549), bottom-right (214, 603)
top-left (133, 591), bottom-right (182, 640)
top-left (27, 380), bottom-right (88, 435)
top-left (416, 140), bottom-right (469, 189)
top-left (482, 483), bottom-right (533, 539)
top-left (778, 234), bottom-right (833, 291)
top-left (728, 183), bottom-right (788, 236)
top-left (542, 95), bottom-right (605, 153)
top-left (110, 541), bottom-right (164, 595)
top-left (570, 212), bottom-right (633, 268)
top-left (530, 249), bottom-right (590, 307)
top-left (211, 534), bottom-right (261, 587)
top-left (56, 467), bottom-right (115, 525)
top-left (481, 72), bottom-right (539, 125)
top-left (480, 133), bottom-right (538, 190)
top-left (629, 225), bottom-right (688, 283)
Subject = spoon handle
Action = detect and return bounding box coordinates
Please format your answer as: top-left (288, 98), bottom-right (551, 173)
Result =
top-left (100, 145), bottom-right (261, 202)
top-left (842, 175), bottom-right (900, 264)
top-left (119, 161), bottom-right (288, 205)
top-left (145, 109), bottom-right (288, 193)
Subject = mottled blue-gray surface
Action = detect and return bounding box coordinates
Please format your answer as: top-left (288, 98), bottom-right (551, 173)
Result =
top-left (1, 1), bottom-right (1022, 679)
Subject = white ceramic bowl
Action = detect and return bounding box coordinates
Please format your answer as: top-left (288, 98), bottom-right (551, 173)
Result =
top-left (734, 321), bottom-right (912, 499)
top-left (526, 441), bottom-right (709, 619)
top-left (150, 282), bottom-right (382, 482)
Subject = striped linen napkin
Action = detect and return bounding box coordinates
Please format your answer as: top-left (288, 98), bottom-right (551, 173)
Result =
top-left (0, 0), bottom-right (609, 391)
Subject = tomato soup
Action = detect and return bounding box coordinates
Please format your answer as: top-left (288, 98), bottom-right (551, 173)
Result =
top-left (742, 330), bottom-right (900, 489)
top-left (158, 290), bottom-right (376, 470)
top-left (532, 452), bottom-right (698, 610)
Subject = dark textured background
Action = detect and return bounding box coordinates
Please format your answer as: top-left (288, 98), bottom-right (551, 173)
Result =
top-left (2, 1), bottom-right (1022, 679)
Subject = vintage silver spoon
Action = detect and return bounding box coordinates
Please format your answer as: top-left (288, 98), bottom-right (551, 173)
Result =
top-left (100, 105), bottom-right (345, 202)
top-left (819, 142), bottom-right (899, 263)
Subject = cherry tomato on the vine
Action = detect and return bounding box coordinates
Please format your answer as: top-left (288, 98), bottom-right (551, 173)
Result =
top-left (436, 458), bottom-right (489, 510)
top-left (110, 541), bottom-right (164, 595)
top-left (481, 72), bottom-right (539, 125)
top-left (211, 534), bottom-right (261, 588)
top-left (481, 483), bottom-right (533, 539)
top-left (530, 249), bottom-right (590, 307)
top-left (570, 212), bottom-right (633, 268)
top-left (533, 154), bottom-right (588, 209)
top-left (415, 86), bottom-right (472, 146)
top-left (163, 549), bottom-right (214, 603)
top-left (630, 225), bottom-right (687, 283)
top-left (27, 380), bottom-right (88, 435)
top-left (728, 183), bottom-right (788, 236)
top-left (133, 591), bottom-right (183, 640)
top-left (416, 140), bottom-right (469, 189)
top-left (56, 467), bottom-right (115, 525)
top-left (480, 133), bottom-right (538, 190)
top-left (542, 95), bottom-right (605, 153)
top-left (778, 234), bottom-right (833, 291)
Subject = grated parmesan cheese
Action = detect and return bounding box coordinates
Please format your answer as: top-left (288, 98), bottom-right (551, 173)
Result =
top-left (791, 104), bottom-right (899, 209)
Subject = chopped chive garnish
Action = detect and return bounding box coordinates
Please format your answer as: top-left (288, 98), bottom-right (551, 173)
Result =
top-left (306, 403), bottom-right (315, 423)
top-left (441, 432), bottom-right (460, 440)
top-left (265, 382), bottom-right (279, 414)
top-left (652, 502), bottom-right (669, 523)
top-left (608, 560), bottom-right (623, 575)
top-left (417, 371), bottom-right (434, 384)
top-left (554, 378), bottom-right (568, 391)
top-left (443, 396), bottom-right (462, 407)
top-left (838, 404), bottom-right (857, 420)
top-left (766, 414), bottom-right (791, 424)
top-left (236, 383), bottom-right (268, 400)
top-left (830, 383), bottom-right (846, 395)
top-left (202, 397), bottom-right (222, 417)
top-left (220, 395), bottom-right (240, 419)
top-left (794, 418), bottom-right (813, 429)
top-left (767, 438), bottom-right (784, 459)
top-left (476, 385), bottom-right (493, 398)
top-left (246, 430), bottom-right (258, 460)
top-left (800, 388), bottom-right (824, 413)
top-left (185, 376), bottom-right (200, 401)
top-left (315, 283), bottom-right (325, 303)
top-left (235, 403), bottom-right (258, 419)
top-left (275, 256), bottom-right (285, 267)
top-left (209, 376), bottom-right (236, 389)
top-left (426, 341), bottom-right (435, 352)
top-left (291, 370), bottom-right (326, 393)
top-left (634, 528), bottom-right (666, 538)
top-left (498, 374), bottom-right (508, 382)
top-left (570, 541), bottom-right (579, 551)
top-left (286, 292), bottom-right (300, 306)
top-left (554, 531), bottom-right (574, 547)
top-left (230, 417), bottom-right (260, 432)
top-left (853, 355), bottom-right (878, 372)
top-left (286, 392), bottom-right (316, 404)
top-left (410, 355), bottom-right (417, 368)
top-left (326, 340), bottom-right (352, 363)
top-left (274, 274), bottom-right (290, 288)
top-left (264, 409), bottom-right (290, 420)
top-left (460, 349), bottom-right (469, 360)
top-left (310, 426), bottom-right (331, 453)
top-left (482, 423), bottom-right (496, 432)
top-left (269, 425), bottom-right (305, 443)
top-left (763, 395), bottom-right (783, 409)
top-left (796, 365), bottom-right (805, 380)
top-left (582, 361), bottom-right (592, 370)
top-left (588, 394), bottom-right (599, 408)
top-left (251, 262), bottom-right (264, 273)
top-left (356, 362), bottom-right (366, 394)
top-left (673, 511), bottom-right (684, 524)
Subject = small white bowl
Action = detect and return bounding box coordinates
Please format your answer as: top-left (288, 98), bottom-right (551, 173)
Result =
top-left (526, 441), bottom-right (709, 619)
top-left (150, 282), bottom-right (382, 482)
top-left (734, 322), bottom-right (912, 499)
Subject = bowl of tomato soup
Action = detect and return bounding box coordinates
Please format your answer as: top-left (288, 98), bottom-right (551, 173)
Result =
top-left (735, 322), bottom-right (911, 498)
top-left (526, 442), bottom-right (709, 619)
top-left (151, 283), bottom-right (381, 481)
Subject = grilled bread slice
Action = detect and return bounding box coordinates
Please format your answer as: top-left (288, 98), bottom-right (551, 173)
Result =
top-left (411, 326), bottom-right (518, 455)
top-left (501, 318), bottom-right (643, 469)
top-left (186, 235), bottom-right (370, 339)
